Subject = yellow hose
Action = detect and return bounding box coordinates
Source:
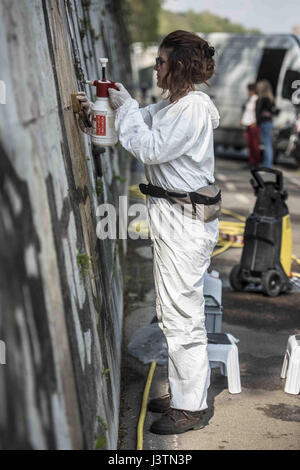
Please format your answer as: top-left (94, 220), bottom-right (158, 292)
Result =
top-left (217, 220), bottom-right (244, 248)
top-left (137, 361), bottom-right (157, 450)
top-left (130, 184), bottom-right (146, 200)
top-left (211, 240), bottom-right (234, 258)
top-left (221, 208), bottom-right (246, 222)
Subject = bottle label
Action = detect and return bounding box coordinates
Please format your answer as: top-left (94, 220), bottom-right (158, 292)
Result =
top-left (96, 115), bottom-right (106, 136)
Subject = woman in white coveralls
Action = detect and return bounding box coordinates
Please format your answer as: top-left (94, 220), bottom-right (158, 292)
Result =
top-left (78, 30), bottom-right (220, 435)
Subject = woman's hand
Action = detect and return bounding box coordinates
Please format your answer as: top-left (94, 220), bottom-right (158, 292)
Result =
top-left (76, 91), bottom-right (92, 115)
top-left (108, 83), bottom-right (131, 110)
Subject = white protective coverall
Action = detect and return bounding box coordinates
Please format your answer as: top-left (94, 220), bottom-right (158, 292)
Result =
top-left (115, 91), bottom-right (220, 412)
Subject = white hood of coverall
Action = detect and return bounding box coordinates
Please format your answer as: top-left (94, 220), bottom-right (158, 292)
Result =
top-left (194, 91), bottom-right (220, 129)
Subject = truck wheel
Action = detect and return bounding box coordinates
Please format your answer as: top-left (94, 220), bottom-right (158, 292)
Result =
top-left (229, 264), bottom-right (246, 291)
top-left (262, 270), bottom-right (282, 297)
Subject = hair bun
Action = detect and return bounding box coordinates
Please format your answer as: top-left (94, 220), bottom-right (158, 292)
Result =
top-left (202, 44), bottom-right (215, 58)
top-left (207, 46), bottom-right (215, 57)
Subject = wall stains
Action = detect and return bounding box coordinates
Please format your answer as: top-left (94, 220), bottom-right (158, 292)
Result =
top-left (257, 404), bottom-right (300, 422)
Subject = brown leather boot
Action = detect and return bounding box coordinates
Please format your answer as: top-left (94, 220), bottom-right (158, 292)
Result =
top-left (150, 408), bottom-right (206, 435)
top-left (148, 393), bottom-right (171, 413)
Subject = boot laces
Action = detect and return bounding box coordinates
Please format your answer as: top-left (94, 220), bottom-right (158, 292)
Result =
top-left (165, 408), bottom-right (191, 421)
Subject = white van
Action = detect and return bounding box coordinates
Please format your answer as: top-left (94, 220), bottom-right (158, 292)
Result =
top-left (198, 33), bottom-right (300, 151)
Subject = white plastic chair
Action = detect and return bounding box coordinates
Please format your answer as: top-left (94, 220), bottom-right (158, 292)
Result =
top-left (208, 333), bottom-right (242, 394)
top-left (280, 334), bottom-right (300, 395)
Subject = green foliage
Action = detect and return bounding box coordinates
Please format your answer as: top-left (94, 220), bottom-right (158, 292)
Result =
top-left (159, 9), bottom-right (261, 37)
top-left (125, 3), bottom-right (260, 45)
top-left (113, 174), bottom-right (126, 183)
top-left (94, 436), bottom-right (106, 450)
top-left (95, 177), bottom-right (104, 197)
top-left (94, 416), bottom-right (108, 450)
top-left (125, 0), bottom-right (163, 44)
top-left (98, 416), bottom-right (108, 431)
top-left (76, 252), bottom-right (92, 280)
top-left (81, 0), bottom-right (91, 9)
top-left (102, 367), bottom-right (110, 379)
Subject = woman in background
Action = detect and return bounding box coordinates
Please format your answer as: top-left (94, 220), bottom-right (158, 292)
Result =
top-left (256, 80), bottom-right (277, 168)
top-left (241, 83), bottom-right (260, 168)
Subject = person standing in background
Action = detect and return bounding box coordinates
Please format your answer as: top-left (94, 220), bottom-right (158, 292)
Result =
top-left (256, 80), bottom-right (277, 168)
top-left (241, 83), bottom-right (260, 168)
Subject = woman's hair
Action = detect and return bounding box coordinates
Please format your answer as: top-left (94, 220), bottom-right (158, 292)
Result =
top-left (159, 30), bottom-right (215, 102)
top-left (256, 80), bottom-right (274, 102)
top-left (247, 83), bottom-right (256, 92)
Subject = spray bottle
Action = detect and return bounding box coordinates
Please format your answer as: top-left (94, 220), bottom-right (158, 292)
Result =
top-left (84, 58), bottom-right (118, 147)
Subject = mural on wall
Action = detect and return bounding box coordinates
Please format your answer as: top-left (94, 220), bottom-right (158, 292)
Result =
top-left (0, 0), bottom-right (131, 450)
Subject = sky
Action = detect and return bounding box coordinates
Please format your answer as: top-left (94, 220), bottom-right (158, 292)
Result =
top-left (163, 0), bottom-right (300, 34)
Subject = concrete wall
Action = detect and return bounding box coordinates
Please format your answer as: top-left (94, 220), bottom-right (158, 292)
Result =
top-left (0, 0), bottom-right (131, 450)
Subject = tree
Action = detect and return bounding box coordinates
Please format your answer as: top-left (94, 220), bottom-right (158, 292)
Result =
top-left (126, 0), bottom-right (162, 44)
top-left (158, 9), bottom-right (260, 37)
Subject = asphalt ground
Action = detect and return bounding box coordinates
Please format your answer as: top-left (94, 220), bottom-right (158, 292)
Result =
top-left (118, 154), bottom-right (300, 451)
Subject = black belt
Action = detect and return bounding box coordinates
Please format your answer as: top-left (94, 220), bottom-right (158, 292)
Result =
top-left (139, 183), bottom-right (221, 206)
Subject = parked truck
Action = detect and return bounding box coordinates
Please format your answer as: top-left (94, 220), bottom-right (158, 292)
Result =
top-left (198, 33), bottom-right (300, 154)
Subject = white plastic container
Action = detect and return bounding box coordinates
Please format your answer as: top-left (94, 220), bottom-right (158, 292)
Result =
top-left (205, 298), bottom-right (223, 333)
top-left (204, 270), bottom-right (223, 333)
top-left (204, 270), bottom-right (222, 306)
top-left (91, 97), bottom-right (118, 147)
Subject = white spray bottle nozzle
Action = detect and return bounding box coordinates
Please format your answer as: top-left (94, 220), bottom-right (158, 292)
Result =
top-left (99, 58), bottom-right (108, 81)
top-left (99, 58), bottom-right (108, 67)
